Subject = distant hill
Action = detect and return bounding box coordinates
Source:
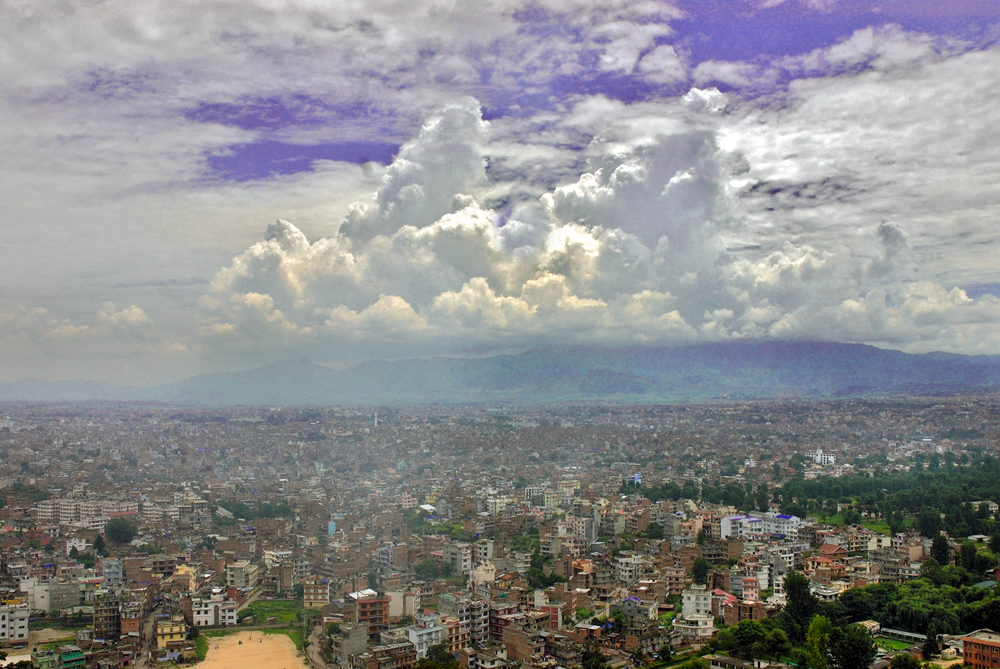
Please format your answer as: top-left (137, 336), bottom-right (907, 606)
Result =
top-left (2, 341), bottom-right (999, 405)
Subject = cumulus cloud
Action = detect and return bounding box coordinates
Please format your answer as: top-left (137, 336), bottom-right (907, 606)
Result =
top-left (196, 94), bottom-right (1000, 360)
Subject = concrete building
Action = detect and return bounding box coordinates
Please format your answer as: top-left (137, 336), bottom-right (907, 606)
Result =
top-left (304, 578), bottom-right (331, 609)
top-left (682, 585), bottom-right (712, 618)
top-left (191, 590), bottom-right (240, 626)
top-left (226, 559), bottom-right (261, 591)
top-left (0, 601), bottom-right (29, 643)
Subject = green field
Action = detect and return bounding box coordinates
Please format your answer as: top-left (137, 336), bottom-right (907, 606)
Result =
top-left (262, 627), bottom-right (305, 650)
top-left (243, 600), bottom-right (304, 625)
top-left (876, 638), bottom-right (914, 651)
top-left (861, 520), bottom-right (892, 535)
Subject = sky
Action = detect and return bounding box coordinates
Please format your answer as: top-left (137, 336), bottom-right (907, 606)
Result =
top-left (3, 0), bottom-right (1000, 385)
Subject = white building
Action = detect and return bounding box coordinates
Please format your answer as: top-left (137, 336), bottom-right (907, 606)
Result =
top-left (406, 614), bottom-right (446, 659)
top-left (761, 513), bottom-right (801, 538)
top-left (809, 449), bottom-right (836, 466)
top-left (673, 613), bottom-right (715, 644)
top-left (682, 584), bottom-right (712, 618)
top-left (0, 602), bottom-right (29, 642)
top-left (615, 554), bottom-right (645, 585)
top-left (720, 515), bottom-right (763, 539)
top-left (191, 590), bottom-right (239, 627)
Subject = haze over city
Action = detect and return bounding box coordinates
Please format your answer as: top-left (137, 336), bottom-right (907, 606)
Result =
top-left (3, 0), bottom-right (1000, 388)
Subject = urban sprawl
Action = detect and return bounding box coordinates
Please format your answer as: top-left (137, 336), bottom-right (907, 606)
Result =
top-left (1, 398), bottom-right (999, 669)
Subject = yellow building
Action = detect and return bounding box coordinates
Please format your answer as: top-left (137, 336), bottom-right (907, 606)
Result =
top-left (156, 614), bottom-right (188, 649)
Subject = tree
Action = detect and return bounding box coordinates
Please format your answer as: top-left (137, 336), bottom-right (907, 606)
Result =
top-left (889, 655), bottom-right (921, 669)
top-left (887, 511), bottom-right (905, 536)
top-left (644, 523), bottom-right (665, 540)
top-left (802, 615), bottom-right (834, 669)
top-left (916, 510), bottom-right (941, 538)
top-left (104, 517), bottom-right (136, 545)
top-left (93, 534), bottom-right (106, 556)
top-left (931, 535), bottom-right (950, 565)
top-left (659, 643), bottom-right (673, 663)
top-left (427, 642), bottom-right (457, 667)
top-left (829, 625), bottom-right (876, 669)
top-left (293, 583), bottom-right (305, 598)
top-left (959, 542), bottom-right (980, 573)
top-left (782, 571), bottom-right (818, 641)
top-left (692, 558), bottom-right (711, 585)
top-left (582, 641), bottom-right (609, 669)
top-left (732, 620), bottom-right (767, 660)
top-left (760, 628), bottom-right (792, 661)
top-left (922, 624), bottom-right (938, 660)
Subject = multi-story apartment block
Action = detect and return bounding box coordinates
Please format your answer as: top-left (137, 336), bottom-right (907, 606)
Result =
top-left (0, 602), bottom-right (29, 643)
top-left (191, 590), bottom-right (240, 626)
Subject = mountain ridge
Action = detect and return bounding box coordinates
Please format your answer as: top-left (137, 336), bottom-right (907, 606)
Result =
top-left (1, 341), bottom-right (998, 405)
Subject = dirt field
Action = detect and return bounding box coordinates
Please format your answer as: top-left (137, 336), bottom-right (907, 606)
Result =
top-left (1, 628), bottom-right (79, 667)
top-left (199, 630), bottom-right (304, 669)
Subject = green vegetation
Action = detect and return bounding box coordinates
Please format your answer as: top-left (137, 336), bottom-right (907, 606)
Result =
top-left (874, 638), bottom-right (912, 651)
top-left (414, 559), bottom-right (454, 580)
top-left (104, 517), bottom-right (136, 545)
top-left (195, 635), bottom-right (209, 661)
top-left (262, 627), bottom-right (305, 650)
top-left (243, 599), bottom-right (305, 626)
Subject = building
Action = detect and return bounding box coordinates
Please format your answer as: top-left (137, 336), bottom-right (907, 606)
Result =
top-left (304, 578), bottom-right (331, 609)
top-left (963, 629), bottom-right (1000, 669)
top-left (92, 597), bottom-right (122, 642)
top-left (191, 590), bottom-right (240, 626)
top-left (352, 641), bottom-right (417, 669)
top-left (682, 585), bottom-right (712, 618)
top-left (0, 601), bottom-right (29, 643)
top-left (673, 614), bottom-right (715, 645)
top-left (404, 614), bottom-right (446, 659)
top-left (156, 614), bottom-right (189, 650)
top-left (350, 589), bottom-right (391, 639)
top-left (226, 559), bottom-right (261, 591)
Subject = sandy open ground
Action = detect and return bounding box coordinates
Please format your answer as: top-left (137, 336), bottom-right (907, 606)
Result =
top-left (199, 631), bottom-right (304, 669)
top-left (1, 628), bottom-right (79, 667)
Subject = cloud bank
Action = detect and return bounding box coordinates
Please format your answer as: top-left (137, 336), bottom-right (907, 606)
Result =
top-left (3, 1), bottom-right (1000, 382)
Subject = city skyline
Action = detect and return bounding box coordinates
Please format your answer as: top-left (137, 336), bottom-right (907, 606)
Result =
top-left (3, 0), bottom-right (1000, 385)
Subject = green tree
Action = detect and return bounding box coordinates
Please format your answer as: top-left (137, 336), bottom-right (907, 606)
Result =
top-left (731, 620), bottom-right (767, 660)
top-left (919, 557), bottom-right (945, 585)
top-left (644, 524), bottom-right (665, 540)
top-left (293, 582), bottom-right (305, 598)
top-left (916, 510), bottom-right (941, 537)
top-left (889, 654), bottom-right (921, 669)
top-left (828, 625), bottom-right (876, 669)
top-left (659, 643), bottom-right (673, 662)
top-left (692, 558), bottom-right (711, 585)
top-left (802, 615), bottom-right (833, 669)
top-left (782, 571), bottom-right (818, 641)
top-left (959, 542), bottom-right (980, 573)
top-left (930, 535), bottom-right (950, 564)
top-left (425, 642), bottom-right (458, 669)
top-left (922, 624), bottom-right (938, 659)
top-left (887, 511), bottom-right (905, 536)
top-left (104, 517), bottom-right (136, 545)
top-left (93, 534), bottom-right (106, 556)
top-left (582, 641), bottom-right (609, 669)
top-left (760, 628), bottom-right (792, 661)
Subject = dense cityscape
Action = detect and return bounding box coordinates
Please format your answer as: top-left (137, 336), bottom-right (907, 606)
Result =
top-left (1, 397), bottom-right (998, 669)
